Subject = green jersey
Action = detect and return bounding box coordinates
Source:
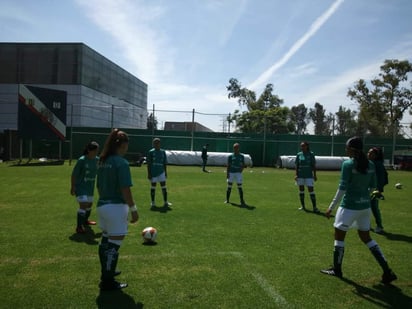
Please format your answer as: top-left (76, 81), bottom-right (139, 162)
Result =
top-left (339, 159), bottom-right (376, 210)
top-left (228, 153), bottom-right (245, 173)
top-left (295, 151), bottom-right (316, 178)
top-left (71, 155), bottom-right (98, 196)
top-left (96, 155), bottom-right (133, 206)
top-left (147, 148), bottom-right (167, 177)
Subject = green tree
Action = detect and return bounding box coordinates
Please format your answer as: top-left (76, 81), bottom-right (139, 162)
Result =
top-left (308, 102), bottom-right (333, 135)
top-left (347, 59), bottom-right (412, 137)
top-left (334, 106), bottom-right (358, 136)
top-left (290, 104), bottom-right (308, 135)
top-left (226, 78), bottom-right (293, 133)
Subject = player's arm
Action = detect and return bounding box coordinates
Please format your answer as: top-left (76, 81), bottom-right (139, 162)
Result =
top-left (121, 186), bottom-right (139, 223)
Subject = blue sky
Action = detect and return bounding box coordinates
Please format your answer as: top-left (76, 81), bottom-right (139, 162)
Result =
top-left (1, 0), bottom-right (412, 133)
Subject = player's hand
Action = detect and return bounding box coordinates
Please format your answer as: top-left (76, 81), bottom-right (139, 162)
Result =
top-left (130, 211), bottom-right (138, 223)
top-left (325, 208), bottom-right (332, 219)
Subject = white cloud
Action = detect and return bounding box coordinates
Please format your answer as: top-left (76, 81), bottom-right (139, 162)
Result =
top-left (248, 0), bottom-right (345, 91)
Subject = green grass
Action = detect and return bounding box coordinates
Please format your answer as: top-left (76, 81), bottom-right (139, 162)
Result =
top-left (0, 163), bottom-right (411, 308)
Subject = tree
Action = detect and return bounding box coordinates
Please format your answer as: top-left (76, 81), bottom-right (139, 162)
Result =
top-left (308, 102), bottom-right (333, 135)
top-left (334, 106), bottom-right (358, 136)
top-left (348, 59), bottom-right (412, 137)
top-left (290, 104), bottom-right (308, 135)
top-left (226, 78), bottom-right (293, 133)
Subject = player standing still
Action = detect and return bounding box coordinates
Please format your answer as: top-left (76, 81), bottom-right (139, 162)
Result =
top-left (71, 141), bottom-right (99, 233)
top-left (295, 141), bottom-right (319, 213)
top-left (147, 138), bottom-right (172, 209)
top-left (96, 129), bottom-right (139, 290)
top-left (225, 143), bottom-right (246, 207)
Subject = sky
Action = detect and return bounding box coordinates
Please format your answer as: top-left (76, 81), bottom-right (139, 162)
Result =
top-left (1, 0), bottom-right (412, 134)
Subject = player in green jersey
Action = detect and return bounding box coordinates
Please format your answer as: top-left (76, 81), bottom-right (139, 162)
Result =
top-left (71, 141), bottom-right (99, 234)
top-left (295, 141), bottom-right (319, 213)
top-left (147, 138), bottom-right (171, 209)
top-left (96, 129), bottom-right (139, 291)
top-left (321, 137), bottom-right (397, 284)
top-left (225, 143), bottom-right (247, 207)
top-left (201, 143), bottom-right (209, 172)
top-left (368, 147), bottom-right (387, 234)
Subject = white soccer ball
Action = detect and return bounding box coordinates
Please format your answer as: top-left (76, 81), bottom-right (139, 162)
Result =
top-left (395, 183), bottom-right (403, 189)
top-left (142, 227), bottom-right (158, 243)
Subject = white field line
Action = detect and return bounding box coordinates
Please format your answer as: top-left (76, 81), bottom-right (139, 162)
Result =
top-left (221, 251), bottom-right (291, 308)
top-left (6, 251), bottom-right (292, 307)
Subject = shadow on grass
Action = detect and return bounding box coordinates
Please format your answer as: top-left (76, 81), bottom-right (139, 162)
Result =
top-left (341, 277), bottom-right (412, 308)
top-left (69, 227), bottom-right (102, 245)
top-left (150, 205), bottom-right (173, 213)
top-left (381, 231), bottom-right (412, 244)
top-left (229, 202), bottom-right (256, 210)
top-left (96, 289), bottom-right (143, 309)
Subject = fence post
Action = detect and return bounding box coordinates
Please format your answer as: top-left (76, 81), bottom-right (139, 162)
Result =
top-left (190, 109), bottom-right (195, 151)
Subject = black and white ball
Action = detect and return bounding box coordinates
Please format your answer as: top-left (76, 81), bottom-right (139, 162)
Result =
top-left (395, 183), bottom-right (403, 189)
top-left (142, 227), bottom-right (158, 243)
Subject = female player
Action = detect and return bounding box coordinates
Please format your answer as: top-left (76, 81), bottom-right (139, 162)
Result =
top-left (96, 129), bottom-right (139, 291)
top-left (321, 136), bottom-right (397, 284)
top-left (368, 147), bottom-right (387, 234)
top-left (225, 143), bottom-right (247, 207)
top-left (71, 141), bottom-right (99, 233)
top-left (295, 141), bottom-right (319, 213)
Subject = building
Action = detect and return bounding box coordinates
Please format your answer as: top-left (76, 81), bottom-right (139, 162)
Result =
top-left (0, 42), bottom-right (148, 135)
top-left (164, 121), bottom-right (213, 132)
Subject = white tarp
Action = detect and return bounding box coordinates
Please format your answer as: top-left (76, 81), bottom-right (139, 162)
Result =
top-left (278, 155), bottom-right (350, 170)
top-left (165, 150), bottom-right (253, 166)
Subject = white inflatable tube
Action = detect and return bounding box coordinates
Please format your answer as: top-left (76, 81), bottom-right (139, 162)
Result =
top-left (278, 155), bottom-right (349, 170)
top-left (165, 150), bottom-right (253, 167)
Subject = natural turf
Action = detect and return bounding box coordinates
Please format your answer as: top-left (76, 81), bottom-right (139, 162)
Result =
top-left (0, 162), bottom-right (411, 308)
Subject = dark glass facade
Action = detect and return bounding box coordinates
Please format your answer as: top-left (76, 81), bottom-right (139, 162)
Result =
top-left (0, 43), bottom-right (147, 109)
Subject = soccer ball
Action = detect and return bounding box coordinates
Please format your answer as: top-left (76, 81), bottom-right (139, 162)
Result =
top-left (141, 227), bottom-right (157, 243)
top-left (395, 183), bottom-right (403, 189)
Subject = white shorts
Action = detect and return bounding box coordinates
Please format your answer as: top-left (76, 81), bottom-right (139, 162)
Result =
top-left (76, 195), bottom-right (94, 203)
top-left (97, 203), bottom-right (129, 236)
top-left (151, 172), bottom-right (166, 183)
top-left (296, 178), bottom-right (314, 187)
top-left (227, 172), bottom-right (243, 184)
top-left (333, 207), bottom-right (371, 231)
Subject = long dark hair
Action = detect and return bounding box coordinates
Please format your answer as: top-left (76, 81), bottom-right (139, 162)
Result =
top-left (346, 136), bottom-right (369, 174)
top-left (99, 129), bottom-right (129, 163)
top-left (83, 141), bottom-right (99, 155)
top-left (369, 147), bottom-right (384, 162)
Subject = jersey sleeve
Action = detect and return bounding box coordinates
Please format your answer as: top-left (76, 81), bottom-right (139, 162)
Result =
top-left (71, 158), bottom-right (84, 178)
top-left (338, 161), bottom-right (350, 190)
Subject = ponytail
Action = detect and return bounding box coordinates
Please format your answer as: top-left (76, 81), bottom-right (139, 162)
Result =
top-left (99, 129), bottom-right (129, 163)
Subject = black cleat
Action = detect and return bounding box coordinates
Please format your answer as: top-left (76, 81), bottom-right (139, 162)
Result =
top-left (381, 270), bottom-right (397, 284)
top-left (99, 280), bottom-right (128, 291)
top-left (320, 267), bottom-right (342, 278)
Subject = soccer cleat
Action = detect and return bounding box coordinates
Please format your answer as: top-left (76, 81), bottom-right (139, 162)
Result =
top-left (313, 208), bottom-right (321, 214)
top-left (320, 267), bottom-right (343, 278)
top-left (224, 200), bottom-right (230, 204)
top-left (381, 270), bottom-right (397, 284)
top-left (99, 280), bottom-right (128, 291)
top-left (76, 226), bottom-right (86, 234)
top-left (298, 206), bottom-right (306, 210)
top-left (86, 220), bottom-right (96, 225)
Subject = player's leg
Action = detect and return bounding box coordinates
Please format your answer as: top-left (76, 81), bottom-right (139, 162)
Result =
top-left (84, 201), bottom-right (96, 225)
top-left (307, 184), bottom-right (319, 213)
top-left (357, 211), bottom-right (396, 284)
top-left (297, 180), bottom-right (305, 210)
top-left (150, 182), bottom-right (156, 207)
top-left (370, 199), bottom-right (383, 233)
top-left (225, 176), bottom-right (232, 204)
top-left (98, 204), bottom-right (129, 290)
top-left (236, 173), bottom-right (246, 206)
top-left (160, 180), bottom-right (171, 207)
top-left (76, 199), bottom-right (89, 233)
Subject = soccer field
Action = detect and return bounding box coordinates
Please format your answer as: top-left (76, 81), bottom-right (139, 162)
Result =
top-left (0, 163), bottom-right (411, 308)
